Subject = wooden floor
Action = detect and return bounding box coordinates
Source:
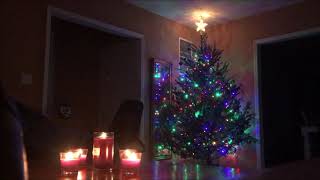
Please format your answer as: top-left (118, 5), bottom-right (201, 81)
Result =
top-left (28, 159), bottom-right (320, 180)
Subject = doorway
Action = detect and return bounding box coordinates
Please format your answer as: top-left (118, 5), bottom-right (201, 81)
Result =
top-left (257, 30), bottom-right (320, 168)
top-left (42, 7), bottom-right (148, 158)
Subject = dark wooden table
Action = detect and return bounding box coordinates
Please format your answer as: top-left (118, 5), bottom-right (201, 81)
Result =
top-left (29, 159), bottom-right (249, 180)
top-left (29, 159), bottom-right (320, 180)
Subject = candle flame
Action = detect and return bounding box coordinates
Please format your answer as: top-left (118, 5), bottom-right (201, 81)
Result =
top-left (77, 148), bottom-right (88, 158)
top-left (64, 151), bottom-right (78, 160)
top-left (77, 149), bottom-right (83, 154)
top-left (99, 132), bottom-right (107, 139)
top-left (124, 149), bottom-right (139, 161)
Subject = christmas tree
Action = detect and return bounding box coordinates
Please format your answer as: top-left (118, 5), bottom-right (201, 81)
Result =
top-left (157, 33), bottom-right (256, 163)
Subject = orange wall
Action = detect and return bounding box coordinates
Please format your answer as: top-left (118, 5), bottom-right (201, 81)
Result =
top-left (0, 0), bottom-right (199, 112)
top-left (208, 0), bottom-right (320, 168)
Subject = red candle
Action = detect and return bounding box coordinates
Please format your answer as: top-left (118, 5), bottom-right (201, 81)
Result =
top-left (121, 159), bottom-right (141, 168)
top-left (60, 150), bottom-right (81, 175)
top-left (92, 132), bottom-right (114, 170)
top-left (120, 149), bottom-right (142, 169)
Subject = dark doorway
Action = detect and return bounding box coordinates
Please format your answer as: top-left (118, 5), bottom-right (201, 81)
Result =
top-left (49, 17), bottom-right (141, 133)
top-left (258, 32), bottom-right (320, 168)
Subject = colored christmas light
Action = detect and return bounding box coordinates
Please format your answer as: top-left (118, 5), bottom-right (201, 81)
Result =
top-left (152, 61), bottom-right (172, 159)
top-left (195, 111), bottom-right (201, 118)
top-left (215, 91), bottom-right (222, 98)
top-left (154, 33), bottom-right (256, 163)
top-left (154, 73), bottom-right (161, 79)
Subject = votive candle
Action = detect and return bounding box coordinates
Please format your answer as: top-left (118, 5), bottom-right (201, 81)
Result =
top-left (60, 150), bottom-right (81, 175)
top-left (120, 149), bottom-right (142, 169)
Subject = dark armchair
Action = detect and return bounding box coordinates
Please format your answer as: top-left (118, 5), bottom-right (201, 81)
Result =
top-left (109, 100), bottom-right (145, 165)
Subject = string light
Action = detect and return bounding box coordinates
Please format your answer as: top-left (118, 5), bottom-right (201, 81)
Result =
top-left (195, 111), bottom-right (201, 118)
top-left (215, 91), bottom-right (222, 98)
top-left (152, 62), bottom-right (172, 158)
top-left (212, 141), bottom-right (216, 145)
top-left (152, 23), bottom-right (256, 162)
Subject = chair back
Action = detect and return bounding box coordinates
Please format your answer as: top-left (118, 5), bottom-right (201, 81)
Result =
top-left (110, 100), bottom-right (144, 150)
top-left (0, 82), bottom-right (28, 180)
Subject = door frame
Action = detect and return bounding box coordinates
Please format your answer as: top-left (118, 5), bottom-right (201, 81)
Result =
top-left (253, 27), bottom-right (320, 169)
top-left (43, 6), bottom-right (149, 153)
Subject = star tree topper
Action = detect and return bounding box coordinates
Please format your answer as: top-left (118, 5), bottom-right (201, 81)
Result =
top-left (195, 18), bottom-right (208, 32)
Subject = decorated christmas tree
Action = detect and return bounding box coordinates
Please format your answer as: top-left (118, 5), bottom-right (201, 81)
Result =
top-left (157, 31), bottom-right (256, 163)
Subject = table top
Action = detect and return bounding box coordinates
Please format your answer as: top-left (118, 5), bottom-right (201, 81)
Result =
top-left (28, 159), bottom-right (247, 180)
top-left (28, 159), bottom-right (320, 180)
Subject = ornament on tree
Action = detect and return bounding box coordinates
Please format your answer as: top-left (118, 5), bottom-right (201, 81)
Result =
top-left (157, 31), bottom-right (256, 164)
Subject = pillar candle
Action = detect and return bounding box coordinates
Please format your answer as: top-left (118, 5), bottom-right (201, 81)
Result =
top-left (92, 132), bottom-right (114, 170)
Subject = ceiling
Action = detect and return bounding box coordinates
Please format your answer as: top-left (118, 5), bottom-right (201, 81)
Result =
top-left (128, 0), bottom-right (303, 28)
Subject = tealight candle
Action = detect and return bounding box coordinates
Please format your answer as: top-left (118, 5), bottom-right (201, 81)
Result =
top-left (119, 149), bottom-right (142, 169)
top-left (60, 150), bottom-right (81, 175)
top-left (92, 132), bottom-right (114, 170)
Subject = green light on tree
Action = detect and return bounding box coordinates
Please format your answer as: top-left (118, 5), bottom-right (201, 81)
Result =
top-left (195, 111), bottom-right (201, 118)
top-left (215, 91), bottom-right (222, 98)
top-left (157, 144), bottom-right (164, 150)
top-left (154, 73), bottom-right (161, 79)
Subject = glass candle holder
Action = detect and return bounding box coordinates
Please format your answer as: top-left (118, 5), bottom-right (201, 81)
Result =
top-left (92, 132), bottom-right (114, 170)
top-left (77, 148), bottom-right (88, 166)
top-left (119, 149), bottom-right (142, 175)
top-left (60, 150), bottom-right (81, 176)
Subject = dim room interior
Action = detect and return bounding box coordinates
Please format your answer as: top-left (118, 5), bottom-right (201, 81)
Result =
top-left (1, 0), bottom-right (320, 179)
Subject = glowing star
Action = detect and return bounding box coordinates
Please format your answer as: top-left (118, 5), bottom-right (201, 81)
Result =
top-left (195, 19), bottom-right (208, 32)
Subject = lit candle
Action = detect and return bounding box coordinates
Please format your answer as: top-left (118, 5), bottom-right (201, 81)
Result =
top-left (60, 150), bottom-right (81, 175)
top-left (120, 149), bottom-right (142, 169)
top-left (77, 148), bottom-right (88, 166)
top-left (92, 132), bottom-right (114, 170)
